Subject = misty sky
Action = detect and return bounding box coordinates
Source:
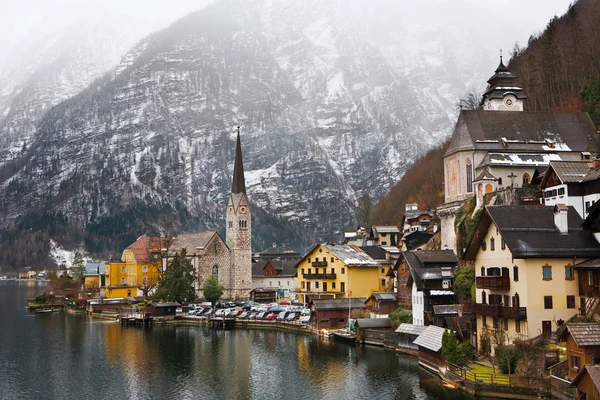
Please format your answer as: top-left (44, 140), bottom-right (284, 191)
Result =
top-left (0, 0), bottom-right (573, 81)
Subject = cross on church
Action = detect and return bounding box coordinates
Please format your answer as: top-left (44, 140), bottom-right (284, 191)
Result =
top-left (508, 172), bottom-right (517, 187)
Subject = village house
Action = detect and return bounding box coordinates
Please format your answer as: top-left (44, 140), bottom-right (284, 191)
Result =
top-left (396, 250), bottom-right (458, 326)
top-left (295, 244), bottom-right (386, 305)
top-left (465, 205), bottom-right (600, 352)
top-left (104, 235), bottom-right (163, 299)
top-left (558, 323), bottom-right (600, 381)
top-left (571, 365), bottom-right (600, 400)
top-left (364, 226), bottom-right (401, 247)
top-left (437, 56), bottom-right (600, 252)
top-left (412, 325), bottom-right (448, 373)
top-left (251, 258), bottom-right (298, 299)
top-left (255, 243), bottom-right (302, 261)
top-left (83, 261), bottom-right (106, 297)
top-left (365, 292), bottom-right (398, 317)
top-left (310, 298), bottom-right (367, 330)
top-left (541, 159), bottom-right (600, 219)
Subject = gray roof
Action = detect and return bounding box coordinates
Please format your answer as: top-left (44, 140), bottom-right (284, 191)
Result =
top-left (433, 304), bottom-right (462, 316)
top-left (258, 244), bottom-right (301, 259)
top-left (355, 318), bottom-right (392, 329)
top-left (360, 246), bottom-right (388, 261)
top-left (396, 323), bottom-right (427, 335)
top-left (575, 258), bottom-right (600, 269)
top-left (478, 152), bottom-right (562, 169)
top-left (473, 206), bottom-right (600, 259)
top-left (445, 110), bottom-right (600, 157)
top-left (373, 226), bottom-right (400, 234)
top-left (252, 261), bottom-right (268, 277)
top-left (473, 167), bottom-right (497, 182)
top-left (413, 325), bottom-right (448, 352)
top-left (543, 161), bottom-right (600, 185)
top-left (572, 365), bottom-right (600, 389)
top-left (312, 298), bottom-right (366, 311)
top-left (368, 292), bottom-right (397, 302)
top-left (565, 323), bottom-right (600, 347)
top-left (170, 232), bottom-right (219, 253)
top-left (401, 250), bottom-right (457, 291)
top-left (322, 244), bottom-right (379, 267)
top-left (231, 131), bottom-right (246, 194)
top-left (84, 261), bottom-right (106, 276)
top-left (151, 302), bottom-right (181, 307)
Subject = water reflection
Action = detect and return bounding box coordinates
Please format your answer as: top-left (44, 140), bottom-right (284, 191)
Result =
top-left (0, 282), bottom-right (471, 400)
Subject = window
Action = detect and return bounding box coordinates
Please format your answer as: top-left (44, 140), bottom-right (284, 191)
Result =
top-left (212, 265), bottom-right (218, 279)
top-left (315, 257), bottom-right (319, 262)
top-left (323, 282), bottom-right (327, 292)
top-left (543, 264), bottom-right (552, 280)
top-left (308, 258), bottom-right (311, 263)
top-left (589, 270), bottom-right (594, 286)
top-left (121, 266), bottom-right (126, 273)
top-left (567, 295), bottom-right (576, 309)
top-left (381, 268), bottom-right (385, 274)
top-left (493, 317), bottom-right (498, 329)
top-left (278, 281), bottom-right (281, 286)
top-left (503, 318), bottom-right (509, 330)
top-left (332, 282), bottom-right (336, 289)
top-left (515, 320), bottom-right (520, 333)
top-left (522, 172), bottom-right (530, 185)
top-left (142, 277), bottom-right (147, 285)
top-left (482, 315), bottom-right (487, 327)
top-left (513, 266), bottom-right (519, 281)
top-left (341, 268), bottom-right (345, 274)
top-left (331, 257), bottom-right (334, 263)
top-left (341, 282), bottom-right (345, 292)
top-left (302, 281), bottom-right (305, 289)
top-left (482, 241), bottom-right (487, 251)
top-left (315, 281), bottom-right (319, 289)
top-left (381, 279), bottom-right (386, 287)
top-left (228, 221), bottom-right (233, 228)
top-left (544, 296), bottom-right (553, 309)
top-left (121, 277), bottom-right (126, 284)
top-left (481, 267), bottom-right (485, 276)
top-left (501, 238), bottom-right (506, 250)
top-left (142, 265), bottom-right (148, 273)
top-left (301, 269), bottom-right (305, 275)
top-left (565, 265), bottom-right (574, 280)
top-left (558, 187), bottom-right (565, 196)
top-left (572, 355), bottom-right (581, 370)
top-left (482, 291), bottom-right (487, 304)
top-left (308, 268), bottom-right (312, 274)
top-left (331, 268), bottom-right (335, 274)
top-left (442, 279), bottom-right (450, 289)
top-left (127, 290), bottom-right (132, 297)
top-left (490, 238), bottom-right (495, 251)
top-left (466, 159), bottom-right (473, 193)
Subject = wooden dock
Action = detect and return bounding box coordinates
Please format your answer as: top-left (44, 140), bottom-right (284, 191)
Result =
top-left (209, 316), bottom-right (236, 329)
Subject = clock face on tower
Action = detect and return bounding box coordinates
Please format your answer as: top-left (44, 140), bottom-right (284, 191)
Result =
top-left (240, 206), bottom-right (247, 214)
top-left (504, 98), bottom-right (514, 107)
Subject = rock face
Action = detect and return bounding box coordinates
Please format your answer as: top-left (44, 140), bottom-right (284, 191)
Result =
top-left (0, 0), bottom-right (482, 266)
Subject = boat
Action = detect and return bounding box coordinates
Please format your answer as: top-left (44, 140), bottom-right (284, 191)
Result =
top-left (36, 309), bottom-right (53, 313)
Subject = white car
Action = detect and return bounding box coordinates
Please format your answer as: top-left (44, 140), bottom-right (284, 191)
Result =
top-left (299, 315), bottom-right (310, 323)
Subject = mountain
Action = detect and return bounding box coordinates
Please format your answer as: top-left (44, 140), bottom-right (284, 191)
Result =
top-left (0, 0), bottom-right (522, 268)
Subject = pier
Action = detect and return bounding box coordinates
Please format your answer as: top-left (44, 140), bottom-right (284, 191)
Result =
top-left (120, 307), bottom-right (153, 327)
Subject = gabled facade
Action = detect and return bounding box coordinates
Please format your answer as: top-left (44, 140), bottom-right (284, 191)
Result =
top-left (558, 323), bottom-right (600, 381)
top-left (365, 226), bottom-right (400, 247)
top-left (251, 258), bottom-right (298, 299)
top-left (105, 235), bottom-right (163, 298)
top-left (541, 160), bottom-right (600, 219)
top-left (295, 244), bottom-right (385, 304)
top-left (400, 250), bottom-right (458, 326)
top-left (465, 205), bottom-right (600, 351)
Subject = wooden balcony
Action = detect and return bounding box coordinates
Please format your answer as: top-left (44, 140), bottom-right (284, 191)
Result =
top-left (304, 273), bottom-right (336, 280)
top-left (473, 303), bottom-right (527, 320)
top-left (312, 261), bottom-right (328, 267)
top-left (476, 276), bottom-right (510, 290)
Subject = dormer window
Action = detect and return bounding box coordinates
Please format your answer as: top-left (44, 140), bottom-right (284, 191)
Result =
top-left (581, 152), bottom-right (591, 160)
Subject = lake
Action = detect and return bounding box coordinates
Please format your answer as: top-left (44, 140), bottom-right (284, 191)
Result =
top-left (0, 281), bottom-right (472, 399)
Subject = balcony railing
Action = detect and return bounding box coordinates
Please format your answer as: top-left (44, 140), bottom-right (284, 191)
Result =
top-left (304, 273), bottom-right (336, 280)
top-left (312, 261), bottom-right (328, 267)
top-left (476, 276), bottom-right (510, 290)
top-left (472, 303), bottom-right (527, 320)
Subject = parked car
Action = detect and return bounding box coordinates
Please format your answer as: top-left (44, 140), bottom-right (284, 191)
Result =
top-left (239, 312), bottom-right (248, 318)
top-left (277, 311), bottom-right (288, 320)
top-left (215, 309), bottom-right (225, 317)
top-left (286, 313), bottom-right (297, 321)
top-left (199, 307), bottom-right (212, 316)
top-left (255, 312), bottom-right (266, 319)
top-left (265, 313), bottom-right (278, 320)
top-left (300, 308), bottom-right (310, 316)
top-left (299, 315), bottom-right (310, 323)
top-left (247, 312), bottom-right (257, 319)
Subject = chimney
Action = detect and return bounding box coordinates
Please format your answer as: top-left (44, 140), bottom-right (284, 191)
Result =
top-left (553, 204), bottom-right (568, 234)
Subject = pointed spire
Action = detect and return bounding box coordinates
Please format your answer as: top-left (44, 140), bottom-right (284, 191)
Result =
top-left (231, 125), bottom-right (246, 194)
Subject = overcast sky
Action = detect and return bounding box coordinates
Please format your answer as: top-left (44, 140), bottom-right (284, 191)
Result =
top-left (0, 0), bottom-right (573, 79)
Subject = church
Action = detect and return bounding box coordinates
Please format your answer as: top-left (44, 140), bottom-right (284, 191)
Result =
top-left (437, 55), bottom-right (600, 252)
top-left (162, 129), bottom-right (252, 300)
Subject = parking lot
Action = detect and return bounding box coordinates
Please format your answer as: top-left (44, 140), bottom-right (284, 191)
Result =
top-left (185, 302), bottom-right (311, 324)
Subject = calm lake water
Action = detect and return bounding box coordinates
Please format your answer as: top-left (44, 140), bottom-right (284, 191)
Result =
top-left (0, 281), bottom-right (472, 400)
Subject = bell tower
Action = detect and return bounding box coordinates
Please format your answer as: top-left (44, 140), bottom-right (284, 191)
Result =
top-left (481, 50), bottom-right (527, 111)
top-left (225, 126), bottom-right (252, 298)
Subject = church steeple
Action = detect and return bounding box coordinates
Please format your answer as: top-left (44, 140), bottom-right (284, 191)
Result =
top-left (481, 50), bottom-right (527, 112)
top-left (231, 126), bottom-right (246, 194)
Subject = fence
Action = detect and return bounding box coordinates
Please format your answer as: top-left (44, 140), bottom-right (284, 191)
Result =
top-left (447, 362), bottom-right (548, 389)
top-left (549, 375), bottom-right (576, 400)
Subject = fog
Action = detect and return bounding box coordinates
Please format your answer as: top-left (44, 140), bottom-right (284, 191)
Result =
top-left (0, 0), bottom-right (571, 79)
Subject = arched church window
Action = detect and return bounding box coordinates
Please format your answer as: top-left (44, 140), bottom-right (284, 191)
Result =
top-left (212, 265), bottom-right (218, 279)
top-left (522, 173), bottom-right (531, 185)
top-left (466, 159), bottom-right (473, 193)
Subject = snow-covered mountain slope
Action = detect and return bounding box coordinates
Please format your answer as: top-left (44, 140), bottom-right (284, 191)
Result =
top-left (0, 0), bottom-right (519, 266)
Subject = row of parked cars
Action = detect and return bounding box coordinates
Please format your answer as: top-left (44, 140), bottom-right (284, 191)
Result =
top-left (187, 303), bottom-right (311, 323)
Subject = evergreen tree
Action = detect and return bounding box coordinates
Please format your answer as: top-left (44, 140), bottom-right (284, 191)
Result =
top-left (71, 252), bottom-right (86, 281)
top-left (203, 276), bottom-right (224, 306)
top-left (153, 250), bottom-right (196, 303)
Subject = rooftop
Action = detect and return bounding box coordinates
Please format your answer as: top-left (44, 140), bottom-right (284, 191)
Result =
top-left (413, 325), bottom-right (447, 352)
top-left (564, 323), bottom-right (600, 347)
top-left (312, 298), bottom-right (366, 311)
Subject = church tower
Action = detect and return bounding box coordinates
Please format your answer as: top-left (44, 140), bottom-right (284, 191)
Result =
top-left (226, 127), bottom-right (252, 299)
top-left (481, 51), bottom-right (527, 111)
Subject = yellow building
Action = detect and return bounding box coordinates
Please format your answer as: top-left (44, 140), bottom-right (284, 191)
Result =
top-left (295, 244), bottom-right (387, 304)
top-left (465, 205), bottom-right (600, 352)
top-left (104, 235), bottom-right (163, 298)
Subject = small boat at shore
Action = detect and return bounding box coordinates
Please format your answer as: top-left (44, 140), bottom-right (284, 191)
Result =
top-left (36, 309), bottom-right (53, 313)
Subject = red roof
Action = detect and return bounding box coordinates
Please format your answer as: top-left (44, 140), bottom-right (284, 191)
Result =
top-left (126, 235), bottom-right (163, 263)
